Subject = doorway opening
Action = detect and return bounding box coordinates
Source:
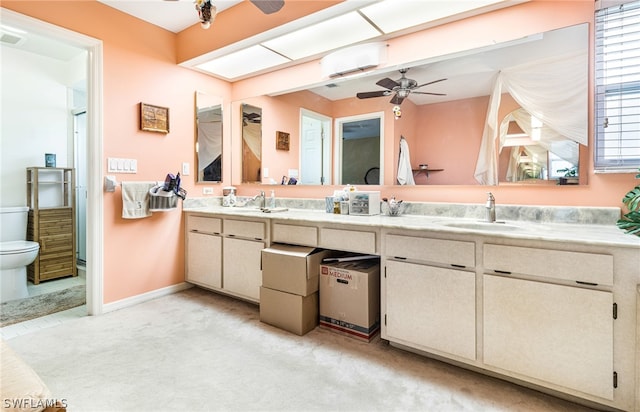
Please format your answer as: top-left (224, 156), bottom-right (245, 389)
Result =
top-left (1, 9), bottom-right (104, 324)
top-left (335, 112), bottom-right (384, 185)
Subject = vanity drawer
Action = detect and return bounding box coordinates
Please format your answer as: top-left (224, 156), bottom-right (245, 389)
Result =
top-left (319, 227), bottom-right (376, 254)
top-left (187, 215), bottom-right (222, 234)
top-left (272, 223), bottom-right (318, 247)
top-left (385, 234), bottom-right (475, 268)
top-left (483, 244), bottom-right (613, 286)
top-left (224, 219), bottom-right (266, 240)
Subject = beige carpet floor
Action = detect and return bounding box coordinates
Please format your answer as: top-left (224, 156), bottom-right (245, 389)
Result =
top-left (4, 287), bottom-right (595, 412)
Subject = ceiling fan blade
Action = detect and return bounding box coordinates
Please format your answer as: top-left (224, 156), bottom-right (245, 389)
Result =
top-left (412, 91), bottom-right (447, 96)
top-left (357, 91), bottom-right (389, 99)
top-left (250, 0), bottom-right (285, 14)
top-left (376, 77), bottom-right (399, 90)
top-left (390, 94), bottom-right (405, 105)
top-left (415, 78), bottom-right (447, 88)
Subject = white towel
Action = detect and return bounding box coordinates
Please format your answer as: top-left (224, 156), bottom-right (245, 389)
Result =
top-left (121, 182), bottom-right (156, 219)
top-left (397, 136), bottom-right (415, 185)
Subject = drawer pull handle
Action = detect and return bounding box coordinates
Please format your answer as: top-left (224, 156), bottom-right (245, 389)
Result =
top-left (394, 256), bottom-right (407, 260)
top-left (494, 270), bottom-right (511, 275)
top-left (576, 281), bottom-right (598, 286)
top-left (451, 264), bottom-right (466, 269)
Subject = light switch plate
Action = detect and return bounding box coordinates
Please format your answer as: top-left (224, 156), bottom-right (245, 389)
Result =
top-left (182, 162), bottom-right (190, 176)
top-left (107, 157), bottom-right (137, 173)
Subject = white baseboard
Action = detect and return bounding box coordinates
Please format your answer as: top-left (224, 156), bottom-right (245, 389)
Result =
top-left (102, 282), bottom-right (193, 313)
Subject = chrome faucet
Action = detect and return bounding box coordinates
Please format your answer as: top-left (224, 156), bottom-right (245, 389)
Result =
top-left (485, 192), bottom-right (496, 223)
top-left (250, 191), bottom-right (265, 208)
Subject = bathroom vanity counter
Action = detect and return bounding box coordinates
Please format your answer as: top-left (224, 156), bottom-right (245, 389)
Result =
top-left (183, 203), bottom-right (640, 411)
top-left (183, 205), bottom-right (640, 248)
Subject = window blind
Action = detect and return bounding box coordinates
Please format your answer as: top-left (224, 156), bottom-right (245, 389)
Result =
top-left (594, 0), bottom-right (640, 171)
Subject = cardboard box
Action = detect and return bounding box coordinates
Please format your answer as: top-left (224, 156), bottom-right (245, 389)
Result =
top-left (349, 191), bottom-right (381, 215)
top-left (262, 244), bottom-right (333, 296)
top-left (260, 287), bottom-right (318, 336)
top-left (319, 258), bottom-right (381, 341)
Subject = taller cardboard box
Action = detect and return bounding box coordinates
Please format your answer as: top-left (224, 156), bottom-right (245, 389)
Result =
top-left (319, 258), bottom-right (380, 341)
top-left (260, 244), bottom-right (333, 336)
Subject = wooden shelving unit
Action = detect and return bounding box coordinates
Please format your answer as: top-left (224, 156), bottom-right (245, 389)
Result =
top-left (26, 167), bottom-right (77, 284)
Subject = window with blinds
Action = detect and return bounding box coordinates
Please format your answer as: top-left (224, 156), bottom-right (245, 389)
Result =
top-left (594, 0), bottom-right (640, 171)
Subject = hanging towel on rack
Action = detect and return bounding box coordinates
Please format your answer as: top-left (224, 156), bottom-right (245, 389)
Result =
top-left (121, 181), bottom-right (156, 219)
top-left (397, 136), bottom-right (415, 185)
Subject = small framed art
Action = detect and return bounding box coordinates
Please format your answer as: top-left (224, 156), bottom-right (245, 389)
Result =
top-left (276, 131), bottom-right (290, 151)
top-left (140, 102), bottom-right (169, 133)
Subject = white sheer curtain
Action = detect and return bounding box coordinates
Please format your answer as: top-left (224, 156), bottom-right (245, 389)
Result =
top-left (197, 120), bottom-right (222, 173)
top-left (474, 51), bottom-right (588, 185)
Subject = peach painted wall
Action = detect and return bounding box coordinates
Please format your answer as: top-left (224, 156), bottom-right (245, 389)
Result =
top-left (2, 1), bottom-right (232, 304)
top-left (230, 1), bottom-right (638, 208)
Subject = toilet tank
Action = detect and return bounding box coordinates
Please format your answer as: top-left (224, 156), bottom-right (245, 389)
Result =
top-left (0, 206), bottom-right (29, 242)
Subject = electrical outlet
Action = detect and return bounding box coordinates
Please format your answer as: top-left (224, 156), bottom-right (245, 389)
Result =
top-left (203, 187), bottom-right (214, 195)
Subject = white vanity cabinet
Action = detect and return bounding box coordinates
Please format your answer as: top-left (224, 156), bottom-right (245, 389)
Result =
top-left (185, 213), bottom-right (268, 303)
top-left (482, 244), bottom-right (615, 400)
top-left (383, 233), bottom-right (477, 360)
top-left (483, 274), bottom-right (613, 400)
top-left (222, 219), bottom-right (267, 302)
top-left (185, 215), bottom-right (222, 289)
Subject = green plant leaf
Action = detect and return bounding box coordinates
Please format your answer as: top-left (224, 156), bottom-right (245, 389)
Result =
top-left (622, 184), bottom-right (640, 211)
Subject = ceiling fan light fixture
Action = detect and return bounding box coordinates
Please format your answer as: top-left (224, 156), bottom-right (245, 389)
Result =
top-left (196, 0), bottom-right (217, 29)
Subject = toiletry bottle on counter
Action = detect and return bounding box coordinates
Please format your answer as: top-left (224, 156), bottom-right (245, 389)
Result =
top-left (268, 190), bottom-right (276, 209)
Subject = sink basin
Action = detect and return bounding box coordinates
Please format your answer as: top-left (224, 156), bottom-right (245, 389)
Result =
top-left (440, 221), bottom-right (523, 232)
top-left (228, 207), bottom-right (263, 213)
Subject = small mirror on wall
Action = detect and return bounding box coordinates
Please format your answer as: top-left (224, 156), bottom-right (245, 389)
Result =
top-left (242, 103), bottom-right (262, 183)
top-left (195, 92), bottom-right (223, 182)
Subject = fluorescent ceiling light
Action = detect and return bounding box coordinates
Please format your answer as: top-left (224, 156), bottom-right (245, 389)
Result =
top-left (262, 11), bottom-right (381, 61)
top-left (196, 45), bottom-right (290, 79)
top-left (360, 0), bottom-right (507, 34)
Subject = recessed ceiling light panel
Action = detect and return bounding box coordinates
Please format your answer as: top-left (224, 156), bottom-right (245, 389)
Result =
top-left (361, 0), bottom-right (507, 34)
top-left (196, 45), bottom-right (291, 79)
top-left (262, 11), bottom-right (382, 61)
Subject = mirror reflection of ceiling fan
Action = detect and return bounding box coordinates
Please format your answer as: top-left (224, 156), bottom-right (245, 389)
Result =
top-left (249, 0), bottom-right (285, 14)
top-left (356, 68), bottom-right (447, 105)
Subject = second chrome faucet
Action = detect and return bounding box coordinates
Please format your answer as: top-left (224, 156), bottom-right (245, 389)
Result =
top-left (486, 192), bottom-right (496, 223)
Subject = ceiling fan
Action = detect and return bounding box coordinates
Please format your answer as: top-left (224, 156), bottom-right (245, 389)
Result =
top-left (197, 0), bottom-right (284, 29)
top-left (356, 69), bottom-right (447, 105)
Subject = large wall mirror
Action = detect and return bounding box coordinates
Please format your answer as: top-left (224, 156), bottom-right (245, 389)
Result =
top-left (195, 92), bottom-right (223, 182)
top-left (230, 23), bottom-right (588, 187)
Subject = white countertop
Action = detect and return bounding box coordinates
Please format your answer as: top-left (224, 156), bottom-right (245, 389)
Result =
top-left (184, 206), bottom-right (640, 249)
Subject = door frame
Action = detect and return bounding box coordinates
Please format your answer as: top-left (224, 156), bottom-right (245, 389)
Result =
top-left (334, 112), bottom-right (384, 185)
top-left (4, 9), bottom-right (105, 315)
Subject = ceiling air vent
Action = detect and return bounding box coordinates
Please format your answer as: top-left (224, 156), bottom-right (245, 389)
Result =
top-left (0, 32), bottom-right (25, 46)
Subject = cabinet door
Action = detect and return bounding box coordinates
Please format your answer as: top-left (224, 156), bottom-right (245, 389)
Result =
top-left (483, 275), bottom-right (613, 400)
top-left (223, 237), bottom-right (264, 302)
top-left (186, 232), bottom-right (222, 289)
top-left (385, 260), bottom-right (476, 360)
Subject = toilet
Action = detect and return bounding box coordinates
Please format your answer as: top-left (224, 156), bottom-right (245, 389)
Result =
top-left (0, 207), bottom-right (40, 303)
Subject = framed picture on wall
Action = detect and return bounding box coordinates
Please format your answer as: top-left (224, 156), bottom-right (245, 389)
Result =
top-left (140, 102), bottom-right (169, 133)
top-left (276, 131), bottom-right (290, 151)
